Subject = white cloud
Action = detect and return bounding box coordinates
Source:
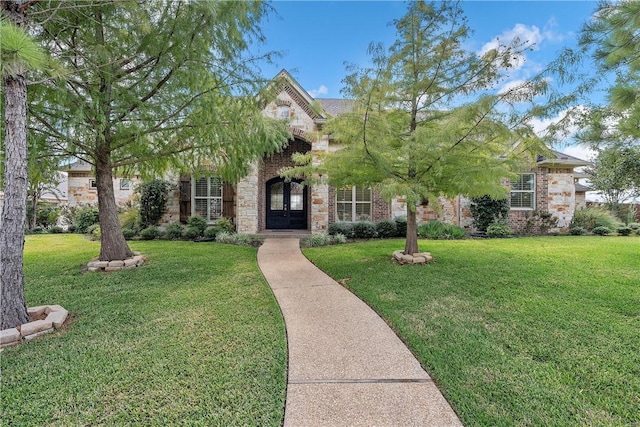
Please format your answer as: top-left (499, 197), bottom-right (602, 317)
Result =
top-left (308, 85), bottom-right (328, 97)
top-left (479, 24), bottom-right (544, 70)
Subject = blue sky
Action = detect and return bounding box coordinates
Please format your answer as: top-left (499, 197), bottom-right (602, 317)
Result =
top-left (257, 1), bottom-right (601, 159)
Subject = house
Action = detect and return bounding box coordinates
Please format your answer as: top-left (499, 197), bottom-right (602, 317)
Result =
top-left (161, 70), bottom-right (590, 234)
top-left (63, 160), bottom-right (140, 207)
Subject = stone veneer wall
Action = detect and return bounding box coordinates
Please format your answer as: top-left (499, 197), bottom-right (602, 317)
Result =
top-left (67, 173), bottom-right (138, 207)
top-left (391, 196), bottom-right (474, 228)
top-left (236, 163), bottom-right (260, 234)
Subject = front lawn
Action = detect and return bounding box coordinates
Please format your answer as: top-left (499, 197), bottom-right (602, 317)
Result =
top-left (1, 235), bottom-right (286, 426)
top-left (303, 236), bottom-right (639, 426)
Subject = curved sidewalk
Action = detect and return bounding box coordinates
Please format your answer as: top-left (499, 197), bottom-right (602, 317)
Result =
top-left (257, 238), bottom-right (462, 427)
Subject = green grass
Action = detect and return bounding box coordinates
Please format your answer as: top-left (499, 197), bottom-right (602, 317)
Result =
top-left (303, 236), bottom-right (640, 426)
top-left (1, 235), bottom-right (286, 426)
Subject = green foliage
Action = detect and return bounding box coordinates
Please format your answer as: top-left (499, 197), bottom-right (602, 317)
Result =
top-left (119, 207), bottom-right (141, 234)
top-left (418, 221), bottom-right (467, 240)
top-left (139, 180), bottom-right (172, 228)
top-left (122, 228), bottom-right (136, 240)
top-left (332, 233), bottom-right (347, 244)
top-left (470, 196), bottom-right (510, 232)
top-left (213, 217), bottom-right (235, 234)
top-left (182, 226), bottom-right (201, 240)
top-left (48, 226), bottom-right (64, 234)
top-left (628, 222), bottom-right (640, 230)
top-left (617, 227), bottom-right (633, 236)
top-left (27, 202), bottom-right (60, 229)
top-left (376, 219), bottom-right (397, 238)
top-left (186, 216), bottom-right (208, 236)
top-left (203, 226), bottom-right (218, 239)
top-left (569, 227), bottom-right (586, 236)
top-left (300, 233), bottom-right (331, 248)
top-left (570, 207), bottom-right (623, 231)
top-left (86, 224), bottom-right (101, 241)
top-left (353, 221), bottom-right (377, 239)
top-left (592, 226), bottom-right (612, 236)
top-left (328, 222), bottom-right (354, 237)
top-left (522, 210), bottom-right (559, 236)
top-left (394, 216), bottom-right (407, 237)
top-left (0, 18), bottom-right (46, 78)
top-left (486, 221), bottom-right (513, 238)
top-left (584, 145), bottom-right (640, 206)
top-left (164, 223), bottom-right (185, 240)
top-left (139, 226), bottom-right (160, 240)
top-left (75, 207), bottom-right (100, 234)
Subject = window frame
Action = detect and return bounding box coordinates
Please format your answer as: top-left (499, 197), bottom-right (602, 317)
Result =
top-left (336, 186), bottom-right (372, 222)
top-left (510, 173), bottom-right (536, 210)
top-left (89, 179), bottom-right (97, 190)
top-left (119, 179), bottom-right (131, 191)
top-left (192, 176), bottom-right (224, 223)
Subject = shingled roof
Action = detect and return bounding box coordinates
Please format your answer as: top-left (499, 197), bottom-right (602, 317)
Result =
top-left (537, 150), bottom-right (590, 167)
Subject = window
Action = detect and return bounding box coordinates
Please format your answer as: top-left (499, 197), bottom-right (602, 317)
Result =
top-left (89, 179), bottom-right (97, 189)
top-left (336, 186), bottom-right (371, 221)
top-left (119, 179), bottom-right (131, 190)
top-left (193, 176), bottom-right (223, 222)
top-left (510, 173), bottom-right (535, 209)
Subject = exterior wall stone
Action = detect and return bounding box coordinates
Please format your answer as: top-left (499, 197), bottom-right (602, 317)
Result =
top-left (67, 172), bottom-right (139, 207)
top-left (236, 163), bottom-right (260, 234)
top-left (547, 171), bottom-right (575, 228)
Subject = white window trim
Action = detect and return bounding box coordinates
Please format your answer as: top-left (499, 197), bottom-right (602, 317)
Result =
top-left (89, 179), bottom-right (97, 190)
top-left (336, 186), bottom-right (372, 222)
top-left (510, 173), bottom-right (535, 210)
top-left (119, 179), bottom-right (131, 191)
top-left (192, 176), bottom-right (223, 223)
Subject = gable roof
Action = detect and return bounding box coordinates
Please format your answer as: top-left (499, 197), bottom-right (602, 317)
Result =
top-left (316, 98), bottom-right (356, 117)
top-left (537, 150), bottom-right (590, 167)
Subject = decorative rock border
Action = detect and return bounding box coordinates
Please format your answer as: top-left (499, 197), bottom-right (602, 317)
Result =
top-left (86, 253), bottom-right (145, 272)
top-left (393, 250), bottom-right (434, 265)
top-left (0, 305), bottom-right (68, 349)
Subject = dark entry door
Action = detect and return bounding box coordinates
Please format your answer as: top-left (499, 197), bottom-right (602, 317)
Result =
top-left (266, 178), bottom-right (307, 229)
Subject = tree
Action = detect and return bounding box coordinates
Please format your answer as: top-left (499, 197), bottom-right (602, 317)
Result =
top-left (1, 2), bottom-right (46, 329)
top-left (288, 1), bottom-right (547, 255)
top-left (28, 0), bottom-right (289, 261)
top-left (585, 145), bottom-right (640, 209)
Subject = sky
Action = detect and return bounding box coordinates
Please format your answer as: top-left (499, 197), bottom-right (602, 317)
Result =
top-left (256, 1), bottom-right (603, 161)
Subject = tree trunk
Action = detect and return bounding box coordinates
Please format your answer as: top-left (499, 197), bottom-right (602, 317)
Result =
top-left (1, 72), bottom-right (29, 329)
top-left (404, 203), bottom-right (419, 255)
top-left (95, 157), bottom-right (133, 261)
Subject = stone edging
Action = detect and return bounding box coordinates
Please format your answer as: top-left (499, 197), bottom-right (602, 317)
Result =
top-left (0, 305), bottom-right (68, 349)
top-left (86, 253), bottom-right (145, 272)
top-left (393, 250), bottom-right (434, 265)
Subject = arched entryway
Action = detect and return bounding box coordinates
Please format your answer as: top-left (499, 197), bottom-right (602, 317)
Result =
top-left (266, 177), bottom-right (308, 229)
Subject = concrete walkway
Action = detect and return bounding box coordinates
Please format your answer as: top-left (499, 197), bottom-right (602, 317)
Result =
top-left (257, 238), bottom-right (462, 427)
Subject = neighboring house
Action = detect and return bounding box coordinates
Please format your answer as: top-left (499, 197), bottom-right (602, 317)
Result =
top-left (63, 160), bottom-right (140, 207)
top-left (159, 70), bottom-right (590, 234)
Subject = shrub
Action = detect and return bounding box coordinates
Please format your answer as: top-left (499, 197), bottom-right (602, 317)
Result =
top-left (592, 226), bottom-right (611, 236)
top-left (394, 216), bottom-right (407, 237)
top-left (87, 224), bottom-right (101, 241)
top-left (48, 226), bottom-right (64, 234)
top-left (29, 226), bottom-right (46, 235)
top-left (418, 221), bottom-right (467, 240)
top-left (203, 226), bottom-right (218, 239)
top-left (182, 226), bottom-right (201, 240)
top-left (570, 207), bottom-right (622, 232)
top-left (522, 210), bottom-right (558, 235)
top-left (628, 222), bottom-right (640, 230)
top-left (233, 233), bottom-right (252, 246)
top-left (376, 219), bottom-right (397, 238)
top-left (215, 231), bottom-right (234, 244)
top-left (165, 223), bottom-right (185, 240)
top-left (119, 207), bottom-right (141, 233)
top-left (332, 233), bottom-right (347, 244)
top-left (301, 233), bottom-right (330, 247)
top-left (75, 207), bottom-right (100, 233)
top-left (617, 227), bottom-right (633, 236)
top-left (213, 217), bottom-right (234, 234)
top-left (487, 221), bottom-right (513, 238)
top-left (139, 226), bottom-right (160, 240)
top-left (138, 179), bottom-right (172, 227)
top-left (328, 221), bottom-right (354, 237)
top-left (569, 227), bottom-right (586, 236)
top-left (187, 215), bottom-right (208, 236)
top-left (122, 228), bottom-right (136, 240)
top-left (470, 195), bottom-right (509, 232)
top-left (353, 221), bottom-right (377, 239)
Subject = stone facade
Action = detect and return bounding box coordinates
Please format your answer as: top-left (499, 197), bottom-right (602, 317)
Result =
top-left (156, 71), bottom-right (591, 235)
top-left (65, 161), bottom-right (139, 207)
